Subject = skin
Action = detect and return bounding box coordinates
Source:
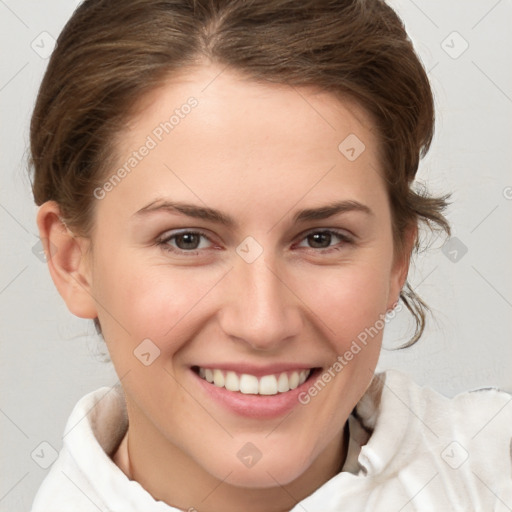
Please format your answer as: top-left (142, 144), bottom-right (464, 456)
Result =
top-left (37, 63), bottom-right (414, 512)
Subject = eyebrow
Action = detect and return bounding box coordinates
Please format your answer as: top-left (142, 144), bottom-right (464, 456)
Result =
top-left (133, 200), bottom-right (235, 225)
top-left (132, 198), bottom-right (373, 227)
top-left (293, 200), bottom-right (373, 222)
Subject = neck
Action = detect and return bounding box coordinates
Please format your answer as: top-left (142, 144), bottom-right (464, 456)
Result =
top-left (113, 405), bottom-right (349, 512)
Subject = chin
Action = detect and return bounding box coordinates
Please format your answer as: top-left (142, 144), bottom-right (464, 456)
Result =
top-left (206, 454), bottom-right (311, 489)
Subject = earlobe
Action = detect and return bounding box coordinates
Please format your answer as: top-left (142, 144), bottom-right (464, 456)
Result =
top-left (36, 201), bottom-right (98, 319)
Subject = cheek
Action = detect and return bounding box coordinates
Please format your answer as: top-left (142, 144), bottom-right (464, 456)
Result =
top-left (93, 253), bottom-right (224, 352)
top-left (291, 264), bottom-right (391, 432)
top-left (299, 261), bottom-right (392, 348)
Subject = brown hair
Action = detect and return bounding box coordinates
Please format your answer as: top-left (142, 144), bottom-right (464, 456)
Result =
top-left (29, 0), bottom-right (450, 346)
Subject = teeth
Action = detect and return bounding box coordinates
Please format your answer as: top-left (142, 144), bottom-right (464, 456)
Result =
top-left (277, 372), bottom-right (289, 392)
top-left (197, 368), bottom-right (311, 395)
top-left (259, 375), bottom-right (278, 395)
top-left (225, 371), bottom-right (240, 392)
top-left (240, 374), bottom-right (259, 394)
top-left (289, 371), bottom-right (300, 389)
top-left (213, 369), bottom-right (225, 387)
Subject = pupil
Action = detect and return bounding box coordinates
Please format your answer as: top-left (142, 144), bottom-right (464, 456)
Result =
top-left (177, 233), bottom-right (200, 250)
top-left (309, 232), bottom-right (331, 248)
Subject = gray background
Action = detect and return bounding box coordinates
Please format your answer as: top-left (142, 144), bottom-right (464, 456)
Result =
top-left (1, 0), bottom-right (511, 510)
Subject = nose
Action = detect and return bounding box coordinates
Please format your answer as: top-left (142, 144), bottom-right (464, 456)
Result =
top-left (217, 252), bottom-right (303, 352)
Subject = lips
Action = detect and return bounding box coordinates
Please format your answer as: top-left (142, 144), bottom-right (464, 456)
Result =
top-left (191, 365), bottom-right (321, 418)
top-left (194, 366), bottom-right (312, 395)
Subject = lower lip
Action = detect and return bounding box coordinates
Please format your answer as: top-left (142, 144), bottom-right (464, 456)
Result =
top-left (191, 368), bottom-right (320, 419)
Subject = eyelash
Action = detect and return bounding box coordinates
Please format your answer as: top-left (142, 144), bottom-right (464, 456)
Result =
top-left (156, 229), bottom-right (354, 256)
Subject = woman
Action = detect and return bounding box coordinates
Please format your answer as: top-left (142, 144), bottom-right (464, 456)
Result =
top-left (29, 0), bottom-right (512, 510)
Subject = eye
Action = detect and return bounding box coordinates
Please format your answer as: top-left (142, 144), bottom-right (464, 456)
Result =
top-left (157, 230), bottom-right (213, 254)
top-left (295, 229), bottom-right (353, 251)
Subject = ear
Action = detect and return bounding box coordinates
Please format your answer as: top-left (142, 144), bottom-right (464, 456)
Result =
top-left (36, 201), bottom-right (98, 319)
top-left (388, 223), bottom-right (418, 310)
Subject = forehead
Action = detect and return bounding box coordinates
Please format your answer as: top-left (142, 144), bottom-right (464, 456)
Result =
top-left (123, 63), bottom-right (379, 152)
top-left (104, 64), bottom-right (386, 219)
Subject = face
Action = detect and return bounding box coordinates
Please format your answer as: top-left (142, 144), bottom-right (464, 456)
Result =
top-left (76, 64), bottom-right (407, 489)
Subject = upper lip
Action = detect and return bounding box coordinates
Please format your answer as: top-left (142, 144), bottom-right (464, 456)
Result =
top-left (192, 363), bottom-right (319, 377)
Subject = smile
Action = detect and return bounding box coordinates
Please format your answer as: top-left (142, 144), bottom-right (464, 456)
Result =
top-left (194, 367), bottom-right (312, 395)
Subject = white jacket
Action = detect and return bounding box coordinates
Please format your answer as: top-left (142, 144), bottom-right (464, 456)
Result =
top-left (30, 370), bottom-right (512, 511)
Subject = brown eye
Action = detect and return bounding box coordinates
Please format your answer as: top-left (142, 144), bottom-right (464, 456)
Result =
top-left (158, 230), bottom-right (213, 254)
top-left (307, 232), bottom-right (333, 249)
top-left (296, 229), bottom-right (353, 251)
top-left (174, 233), bottom-right (202, 250)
